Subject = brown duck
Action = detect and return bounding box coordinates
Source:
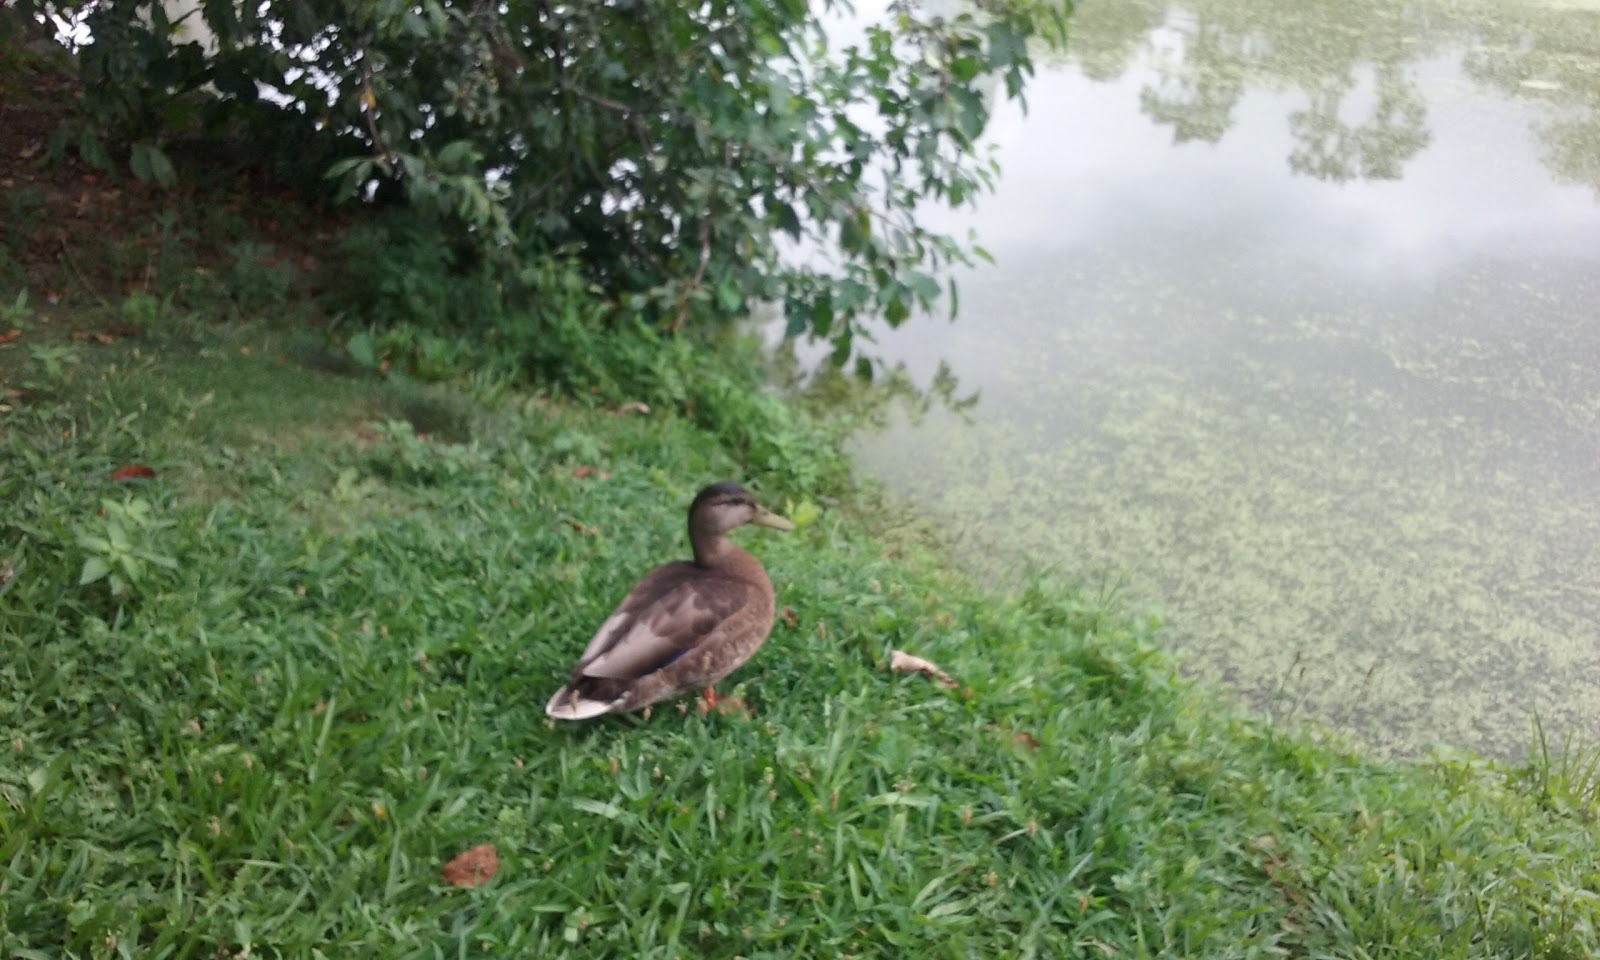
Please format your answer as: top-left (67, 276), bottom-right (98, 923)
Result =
top-left (545, 481), bottom-right (794, 720)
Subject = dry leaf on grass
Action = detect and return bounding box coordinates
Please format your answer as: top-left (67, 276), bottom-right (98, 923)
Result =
top-left (110, 464), bottom-right (157, 480)
top-left (560, 517), bottom-right (598, 535)
top-left (440, 843), bottom-right (499, 888)
top-left (888, 649), bottom-right (959, 688)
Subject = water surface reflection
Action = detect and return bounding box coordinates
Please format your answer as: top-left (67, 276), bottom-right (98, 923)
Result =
top-left (832, 0), bottom-right (1600, 757)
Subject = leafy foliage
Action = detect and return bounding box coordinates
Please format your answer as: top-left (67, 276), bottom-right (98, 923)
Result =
top-left (74, 495), bottom-right (178, 600)
top-left (19, 0), bottom-right (1070, 360)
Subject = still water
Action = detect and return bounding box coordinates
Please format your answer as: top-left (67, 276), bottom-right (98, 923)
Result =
top-left (821, 0), bottom-right (1600, 757)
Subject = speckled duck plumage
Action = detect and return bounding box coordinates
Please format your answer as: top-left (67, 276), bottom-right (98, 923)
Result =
top-left (545, 482), bottom-right (793, 720)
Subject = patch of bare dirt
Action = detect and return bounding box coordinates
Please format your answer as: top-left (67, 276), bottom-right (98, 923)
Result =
top-left (0, 24), bottom-right (349, 313)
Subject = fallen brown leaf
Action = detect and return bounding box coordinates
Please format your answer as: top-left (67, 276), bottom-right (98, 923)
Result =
top-left (1011, 731), bottom-right (1040, 752)
top-left (887, 649), bottom-right (959, 688)
top-left (613, 401), bottom-right (651, 415)
top-left (561, 517), bottom-right (598, 535)
top-left (73, 327), bottom-right (137, 345)
top-left (110, 464), bottom-right (157, 480)
top-left (440, 843), bottom-right (498, 888)
top-left (0, 329), bottom-right (20, 345)
top-left (779, 605), bottom-right (798, 627)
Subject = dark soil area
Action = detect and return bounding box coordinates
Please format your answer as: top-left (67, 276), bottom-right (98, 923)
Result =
top-left (0, 21), bottom-right (343, 315)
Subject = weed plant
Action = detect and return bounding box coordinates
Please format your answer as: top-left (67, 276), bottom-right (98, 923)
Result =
top-left (2, 287), bottom-right (1599, 959)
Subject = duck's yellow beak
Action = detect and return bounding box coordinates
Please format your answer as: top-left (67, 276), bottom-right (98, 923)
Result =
top-left (751, 505), bottom-right (795, 531)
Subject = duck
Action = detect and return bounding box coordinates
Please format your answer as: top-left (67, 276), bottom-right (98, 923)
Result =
top-left (545, 481), bottom-right (795, 720)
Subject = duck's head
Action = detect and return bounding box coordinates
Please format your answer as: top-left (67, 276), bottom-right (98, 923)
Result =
top-left (688, 481), bottom-right (795, 536)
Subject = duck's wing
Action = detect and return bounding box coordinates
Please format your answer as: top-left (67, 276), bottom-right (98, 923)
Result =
top-left (572, 562), bottom-right (761, 682)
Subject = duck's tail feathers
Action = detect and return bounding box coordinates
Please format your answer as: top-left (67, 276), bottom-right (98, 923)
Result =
top-left (545, 686), bottom-right (620, 721)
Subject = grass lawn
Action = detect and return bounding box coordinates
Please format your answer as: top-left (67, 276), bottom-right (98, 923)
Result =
top-left (3, 295), bottom-right (1599, 959)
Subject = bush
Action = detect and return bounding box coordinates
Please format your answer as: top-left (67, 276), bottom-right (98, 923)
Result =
top-left (20, 0), bottom-right (1071, 360)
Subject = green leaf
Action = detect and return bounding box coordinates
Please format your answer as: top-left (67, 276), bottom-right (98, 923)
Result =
top-left (570, 798), bottom-right (622, 819)
top-left (129, 142), bottom-right (176, 188)
top-left (796, 293), bottom-right (830, 339)
top-left (347, 332), bottom-right (379, 370)
top-left (77, 128), bottom-right (110, 171)
top-left (908, 271), bottom-right (941, 304)
top-left (79, 556), bottom-right (112, 586)
top-left (116, 553), bottom-right (144, 582)
top-left (786, 499), bottom-right (822, 528)
top-left (146, 144), bottom-right (177, 188)
top-left (829, 330), bottom-right (854, 367)
top-left (129, 143), bottom-right (153, 183)
top-left (784, 303), bottom-right (809, 339)
top-left (436, 140), bottom-right (476, 169)
top-left (839, 215), bottom-right (865, 254)
top-left (985, 20), bottom-right (1027, 71)
top-left (884, 293), bottom-right (909, 325)
top-left (212, 65), bottom-right (259, 101)
top-left (76, 534), bottom-right (111, 553)
top-left (950, 87), bottom-right (988, 142)
top-left (325, 157), bottom-right (370, 181)
top-left (771, 201), bottom-right (801, 240)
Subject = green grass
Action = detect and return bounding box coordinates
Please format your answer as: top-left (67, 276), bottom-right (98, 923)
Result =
top-left (3, 301), bottom-right (1600, 959)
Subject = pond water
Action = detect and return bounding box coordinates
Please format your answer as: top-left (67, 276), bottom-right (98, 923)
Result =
top-left (815, 0), bottom-right (1600, 758)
